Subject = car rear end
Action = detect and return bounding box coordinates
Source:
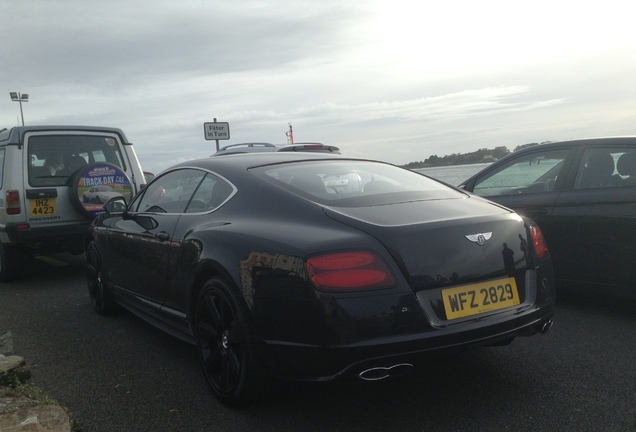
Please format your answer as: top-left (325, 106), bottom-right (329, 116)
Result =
top-left (249, 159), bottom-right (555, 381)
top-left (3, 126), bottom-right (146, 255)
top-left (262, 209), bottom-right (554, 380)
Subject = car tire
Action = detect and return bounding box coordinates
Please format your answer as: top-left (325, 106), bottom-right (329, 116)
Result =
top-left (0, 242), bottom-right (22, 282)
top-left (194, 277), bottom-right (269, 406)
top-left (86, 241), bottom-right (114, 314)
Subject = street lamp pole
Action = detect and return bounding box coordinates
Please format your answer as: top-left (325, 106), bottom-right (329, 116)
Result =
top-left (9, 92), bottom-right (29, 126)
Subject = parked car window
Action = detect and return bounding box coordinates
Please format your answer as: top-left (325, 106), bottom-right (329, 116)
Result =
top-left (187, 174), bottom-right (234, 213)
top-left (134, 169), bottom-right (205, 213)
top-left (255, 160), bottom-right (459, 205)
top-left (472, 149), bottom-right (569, 197)
top-left (28, 134), bottom-right (126, 187)
top-left (616, 151), bottom-right (636, 186)
top-left (574, 148), bottom-right (636, 189)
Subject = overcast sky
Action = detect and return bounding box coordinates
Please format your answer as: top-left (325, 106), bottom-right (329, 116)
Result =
top-left (2, 0), bottom-right (636, 173)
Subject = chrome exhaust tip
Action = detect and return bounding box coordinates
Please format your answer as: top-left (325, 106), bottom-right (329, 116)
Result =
top-left (541, 319), bottom-right (554, 334)
top-left (358, 363), bottom-right (415, 381)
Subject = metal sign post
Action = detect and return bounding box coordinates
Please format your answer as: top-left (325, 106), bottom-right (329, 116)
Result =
top-left (204, 119), bottom-right (230, 151)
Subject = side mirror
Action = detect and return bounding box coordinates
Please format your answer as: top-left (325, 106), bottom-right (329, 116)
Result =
top-left (103, 196), bottom-right (128, 215)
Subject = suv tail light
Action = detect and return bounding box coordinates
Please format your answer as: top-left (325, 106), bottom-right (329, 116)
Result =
top-left (306, 251), bottom-right (396, 291)
top-left (6, 190), bottom-right (21, 215)
top-left (530, 225), bottom-right (549, 261)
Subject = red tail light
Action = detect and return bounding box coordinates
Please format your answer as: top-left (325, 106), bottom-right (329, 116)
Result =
top-left (306, 251), bottom-right (396, 291)
top-left (6, 190), bottom-right (21, 215)
top-left (530, 225), bottom-right (549, 260)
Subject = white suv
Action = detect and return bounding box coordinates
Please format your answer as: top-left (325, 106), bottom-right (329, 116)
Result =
top-left (0, 125), bottom-right (147, 281)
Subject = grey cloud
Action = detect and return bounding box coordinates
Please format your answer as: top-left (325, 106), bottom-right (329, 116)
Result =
top-left (2, 1), bottom-right (367, 90)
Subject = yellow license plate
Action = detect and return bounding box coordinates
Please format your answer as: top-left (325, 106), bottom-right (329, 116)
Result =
top-left (442, 277), bottom-right (520, 320)
top-left (29, 198), bottom-right (57, 216)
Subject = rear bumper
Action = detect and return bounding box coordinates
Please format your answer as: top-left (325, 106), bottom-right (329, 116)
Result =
top-left (260, 304), bottom-right (554, 382)
top-left (2, 222), bottom-right (90, 253)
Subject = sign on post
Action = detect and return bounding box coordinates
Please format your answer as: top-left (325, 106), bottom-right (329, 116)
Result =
top-left (204, 122), bottom-right (230, 141)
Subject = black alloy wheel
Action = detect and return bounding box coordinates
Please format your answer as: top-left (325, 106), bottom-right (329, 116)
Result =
top-left (195, 277), bottom-right (267, 406)
top-left (86, 241), bottom-right (114, 314)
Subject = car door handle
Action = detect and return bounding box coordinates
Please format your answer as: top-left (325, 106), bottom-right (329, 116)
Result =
top-left (154, 232), bottom-right (171, 241)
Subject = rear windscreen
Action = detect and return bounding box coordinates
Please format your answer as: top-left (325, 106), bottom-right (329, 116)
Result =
top-left (28, 134), bottom-right (126, 187)
top-left (252, 160), bottom-right (466, 207)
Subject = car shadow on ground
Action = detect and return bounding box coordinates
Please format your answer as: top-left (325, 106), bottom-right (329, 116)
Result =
top-left (246, 345), bottom-right (546, 432)
top-left (555, 285), bottom-right (636, 321)
top-left (12, 253), bottom-right (87, 282)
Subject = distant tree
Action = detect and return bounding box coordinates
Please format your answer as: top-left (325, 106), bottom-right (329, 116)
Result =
top-left (514, 143), bottom-right (539, 152)
top-left (400, 146), bottom-right (516, 168)
top-left (401, 141), bottom-right (561, 168)
top-left (492, 146), bottom-right (510, 159)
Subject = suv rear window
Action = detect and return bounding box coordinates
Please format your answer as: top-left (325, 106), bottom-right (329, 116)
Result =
top-left (28, 134), bottom-right (127, 187)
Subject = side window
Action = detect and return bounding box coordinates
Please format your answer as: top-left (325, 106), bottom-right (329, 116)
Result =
top-left (134, 169), bottom-right (205, 213)
top-left (473, 149), bottom-right (569, 197)
top-left (574, 148), bottom-right (635, 189)
top-left (186, 174), bottom-right (234, 213)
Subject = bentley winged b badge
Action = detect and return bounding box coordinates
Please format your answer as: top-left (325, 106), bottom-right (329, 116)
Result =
top-left (465, 232), bottom-right (492, 246)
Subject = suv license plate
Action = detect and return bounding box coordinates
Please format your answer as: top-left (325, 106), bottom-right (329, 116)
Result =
top-left (29, 198), bottom-right (57, 216)
top-left (442, 277), bottom-right (520, 320)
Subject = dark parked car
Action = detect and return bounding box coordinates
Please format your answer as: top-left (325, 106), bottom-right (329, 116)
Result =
top-left (211, 142), bottom-right (340, 156)
top-left (459, 137), bottom-right (636, 297)
top-left (86, 153), bottom-right (555, 406)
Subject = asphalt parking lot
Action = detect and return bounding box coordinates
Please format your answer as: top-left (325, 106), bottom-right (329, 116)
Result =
top-left (1, 254), bottom-right (635, 432)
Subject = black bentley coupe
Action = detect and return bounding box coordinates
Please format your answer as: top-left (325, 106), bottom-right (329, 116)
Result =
top-left (86, 153), bottom-right (555, 406)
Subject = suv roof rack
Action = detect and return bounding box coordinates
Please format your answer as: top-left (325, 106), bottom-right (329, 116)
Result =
top-left (219, 142), bottom-right (276, 150)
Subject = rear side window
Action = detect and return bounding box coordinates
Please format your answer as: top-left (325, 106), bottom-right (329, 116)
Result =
top-left (574, 148), bottom-right (636, 189)
top-left (28, 134), bottom-right (126, 187)
top-left (133, 169), bottom-right (207, 213)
